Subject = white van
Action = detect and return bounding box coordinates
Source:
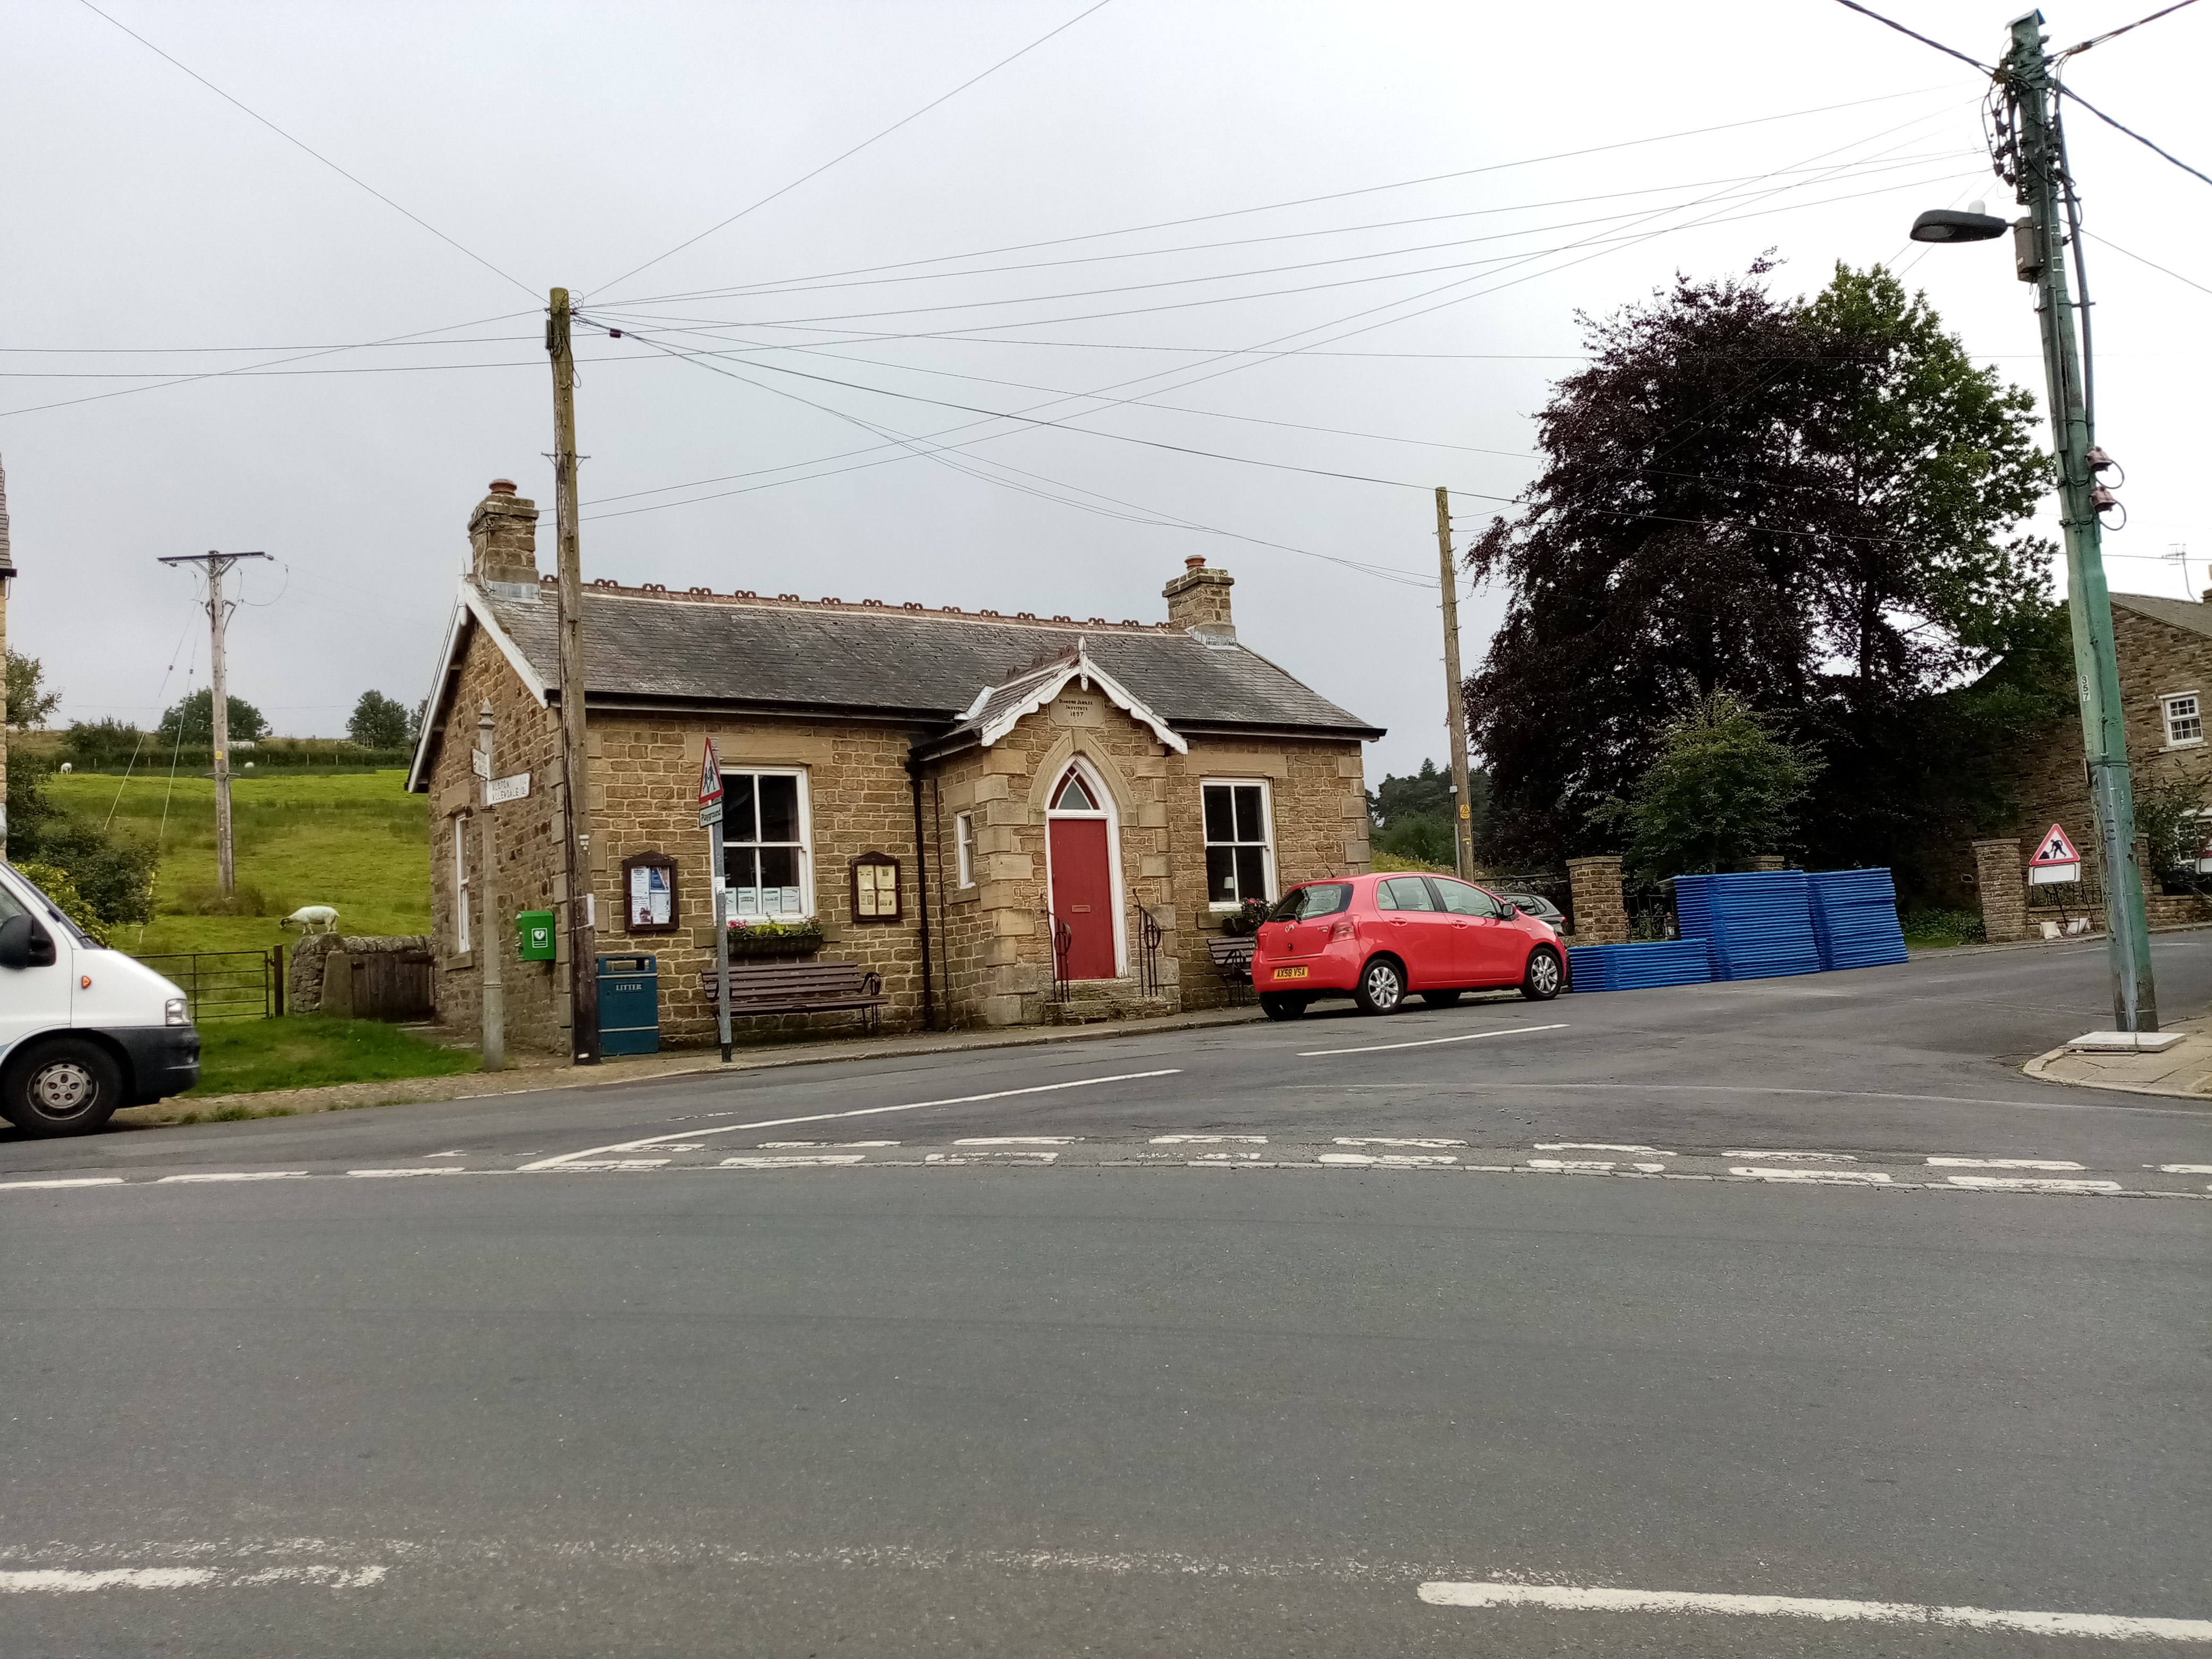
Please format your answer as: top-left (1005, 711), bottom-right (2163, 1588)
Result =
top-left (0, 859), bottom-right (200, 1137)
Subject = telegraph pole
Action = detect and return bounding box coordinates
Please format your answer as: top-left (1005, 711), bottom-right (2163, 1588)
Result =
top-left (1435, 488), bottom-right (1477, 879)
top-left (548, 288), bottom-right (600, 1063)
top-left (158, 550), bottom-right (269, 900)
top-left (2006, 14), bottom-right (2156, 1032)
top-left (476, 700), bottom-right (505, 1073)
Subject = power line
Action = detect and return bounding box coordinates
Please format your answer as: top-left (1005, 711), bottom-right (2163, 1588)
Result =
top-left (605, 86), bottom-right (1955, 310)
top-left (2056, 83), bottom-right (2212, 189)
top-left (2059, 0), bottom-right (2201, 58)
top-left (1827, 0), bottom-right (1992, 74)
top-left (2081, 228), bottom-right (2212, 296)
top-left (72, 0), bottom-right (537, 298)
top-left (585, 0), bottom-right (1118, 300)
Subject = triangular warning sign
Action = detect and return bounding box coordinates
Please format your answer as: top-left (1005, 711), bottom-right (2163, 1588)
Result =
top-left (698, 736), bottom-right (724, 805)
top-left (2031, 822), bottom-right (2081, 866)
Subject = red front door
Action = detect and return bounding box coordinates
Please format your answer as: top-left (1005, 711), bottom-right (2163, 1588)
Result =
top-left (1048, 817), bottom-right (1117, 979)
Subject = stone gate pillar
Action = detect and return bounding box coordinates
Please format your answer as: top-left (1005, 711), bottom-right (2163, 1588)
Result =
top-left (1566, 855), bottom-right (1628, 945)
top-left (1973, 839), bottom-right (2025, 943)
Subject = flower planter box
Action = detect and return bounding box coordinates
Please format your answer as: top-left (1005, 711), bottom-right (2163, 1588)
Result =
top-left (724, 927), bottom-right (826, 959)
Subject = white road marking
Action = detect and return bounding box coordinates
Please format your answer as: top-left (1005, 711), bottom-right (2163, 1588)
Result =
top-left (2154, 1164), bottom-right (2212, 1175)
top-left (1299, 1023), bottom-right (1566, 1058)
top-left (155, 1172), bottom-right (308, 1184)
top-left (1947, 1176), bottom-right (2122, 1193)
top-left (0, 1564), bottom-right (387, 1594)
top-left (0, 1177), bottom-right (124, 1189)
top-left (1632, 1163), bottom-right (1667, 1174)
top-left (1531, 1158), bottom-right (1615, 1172)
top-left (1191, 1153), bottom-right (1262, 1162)
top-left (760, 1141), bottom-right (899, 1148)
top-left (1926, 1157), bottom-right (2084, 1170)
top-left (955, 1136), bottom-right (1078, 1146)
top-left (520, 1069), bottom-right (1179, 1170)
top-left (1724, 1150), bottom-right (1855, 1161)
top-left (1414, 1580), bottom-right (2212, 1639)
top-left (1730, 1167), bottom-right (1894, 1185)
top-left (346, 1168), bottom-right (465, 1178)
top-left (926, 1151), bottom-right (1058, 1165)
top-left (1151, 1135), bottom-right (1267, 1144)
top-left (557, 1160), bottom-right (670, 1172)
top-left (1317, 1153), bottom-right (1457, 1166)
top-left (720, 1155), bottom-right (867, 1169)
top-left (1537, 1142), bottom-right (1667, 1154)
top-left (1335, 1137), bottom-right (1465, 1147)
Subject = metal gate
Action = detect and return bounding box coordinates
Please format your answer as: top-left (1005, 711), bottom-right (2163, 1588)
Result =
top-left (136, 948), bottom-right (282, 1022)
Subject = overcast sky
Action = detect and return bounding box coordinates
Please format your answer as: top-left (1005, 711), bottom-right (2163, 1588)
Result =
top-left (3, 0), bottom-right (2205, 780)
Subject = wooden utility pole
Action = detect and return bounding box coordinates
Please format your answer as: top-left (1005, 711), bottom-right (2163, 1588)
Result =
top-left (158, 550), bottom-right (269, 899)
top-left (1434, 488), bottom-right (1476, 879)
top-left (476, 700), bottom-right (505, 1072)
top-left (548, 288), bottom-right (599, 1063)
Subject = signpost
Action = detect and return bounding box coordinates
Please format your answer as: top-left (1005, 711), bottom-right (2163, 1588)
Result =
top-left (2030, 822), bottom-right (2082, 887)
top-left (486, 772), bottom-right (530, 807)
top-left (701, 738), bottom-right (731, 1062)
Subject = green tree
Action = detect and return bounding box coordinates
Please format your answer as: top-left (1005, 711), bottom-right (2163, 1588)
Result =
top-left (6, 650), bottom-right (61, 729)
top-left (1368, 758), bottom-right (1487, 867)
top-left (1, 749), bottom-right (155, 925)
top-left (62, 718), bottom-right (144, 770)
top-left (1592, 692), bottom-right (1823, 881)
top-left (347, 690), bottom-right (413, 748)
top-left (157, 688), bottom-right (267, 746)
top-left (13, 860), bottom-right (112, 946)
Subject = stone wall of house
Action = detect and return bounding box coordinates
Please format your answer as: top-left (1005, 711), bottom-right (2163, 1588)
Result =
top-left (1168, 736), bottom-right (1370, 1009)
top-left (426, 613), bottom-right (573, 1054)
top-left (1995, 607), bottom-right (2212, 877)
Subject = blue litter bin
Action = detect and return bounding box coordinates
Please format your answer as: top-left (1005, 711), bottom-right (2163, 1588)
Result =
top-left (597, 954), bottom-right (660, 1056)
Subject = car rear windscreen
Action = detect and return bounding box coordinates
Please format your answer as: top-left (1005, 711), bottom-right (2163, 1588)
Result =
top-left (1269, 882), bottom-right (1353, 920)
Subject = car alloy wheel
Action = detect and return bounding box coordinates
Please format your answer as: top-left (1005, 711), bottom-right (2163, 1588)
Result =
top-left (1356, 958), bottom-right (1405, 1015)
top-left (1521, 948), bottom-right (1563, 1002)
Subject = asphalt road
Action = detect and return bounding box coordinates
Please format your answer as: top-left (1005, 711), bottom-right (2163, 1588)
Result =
top-left (3, 936), bottom-right (2208, 1655)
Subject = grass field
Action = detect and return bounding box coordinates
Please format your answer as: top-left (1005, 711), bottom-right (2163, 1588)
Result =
top-left (184, 1016), bottom-right (476, 1100)
top-left (44, 769), bottom-right (430, 957)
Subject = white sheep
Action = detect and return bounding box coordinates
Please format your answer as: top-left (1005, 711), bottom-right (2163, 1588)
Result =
top-left (58, 762), bottom-right (73, 773)
top-left (281, 905), bottom-right (341, 935)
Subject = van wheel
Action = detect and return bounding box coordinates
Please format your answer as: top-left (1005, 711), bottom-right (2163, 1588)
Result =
top-left (1355, 957), bottom-right (1406, 1015)
top-left (1521, 947), bottom-right (1564, 1002)
top-left (2, 1038), bottom-right (123, 1138)
top-left (1260, 994), bottom-right (1309, 1021)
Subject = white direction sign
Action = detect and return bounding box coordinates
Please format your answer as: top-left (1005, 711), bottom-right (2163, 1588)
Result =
top-left (470, 749), bottom-right (490, 780)
top-left (485, 772), bottom-right (530, 806)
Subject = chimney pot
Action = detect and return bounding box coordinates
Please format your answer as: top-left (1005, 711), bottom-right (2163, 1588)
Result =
top-left (489, 477), bottom-right (517, 496)
top-left (1184, 556), bottom-right (1205, 572)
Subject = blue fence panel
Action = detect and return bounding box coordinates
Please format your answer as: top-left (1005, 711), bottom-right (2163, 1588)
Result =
top-left (1672, 872), bottom-right (1822, 981)
top-left (1807, 868), bottom-right (1909, 970)
top-left (1568, 937), bottom-right (1715, 992)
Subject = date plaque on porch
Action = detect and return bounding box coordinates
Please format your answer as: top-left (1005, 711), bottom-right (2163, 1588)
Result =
top-left (851, 852), bottom-right (902, 923)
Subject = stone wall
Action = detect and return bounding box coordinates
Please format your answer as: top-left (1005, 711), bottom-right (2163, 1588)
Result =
top-left (1566, 856), bottom-right (1628, 945)
top-left (1972, 839), bottom-right (2026, 943)
top-left (288, 933), bottom-right (435, 1015)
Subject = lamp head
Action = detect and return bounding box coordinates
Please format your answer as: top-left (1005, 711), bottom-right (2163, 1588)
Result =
top-left (1909, 206), bottom-right (2009, 244)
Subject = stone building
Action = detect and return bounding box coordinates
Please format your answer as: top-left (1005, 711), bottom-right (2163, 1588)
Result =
top-left (407, 481), bottom-right (1382, 1050)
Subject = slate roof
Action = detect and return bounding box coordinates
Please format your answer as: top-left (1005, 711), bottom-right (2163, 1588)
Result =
top-left (2112, 592), bottom-right (2212, 640)
top-left (476, 582), bottom-right (1381, 740)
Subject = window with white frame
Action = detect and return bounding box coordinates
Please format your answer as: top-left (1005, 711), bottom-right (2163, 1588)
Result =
top-left (453, 818), bottom-right (471, 953)
top-left (722, 770), bottom-right (812, 918)
top-left (2163, 693), bottom-right (2203, 748)
top-left (954, 811), bottom-right (977, 888)
top-left (1203, 780), bottom-right (1275, 907)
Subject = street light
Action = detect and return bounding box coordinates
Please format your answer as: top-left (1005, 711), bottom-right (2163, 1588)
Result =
top-left (1905, 11), bottom-right (2159, 1035)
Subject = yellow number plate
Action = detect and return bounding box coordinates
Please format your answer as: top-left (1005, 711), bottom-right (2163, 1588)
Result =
top-left (1272, 966), bottom-right (1309, 981)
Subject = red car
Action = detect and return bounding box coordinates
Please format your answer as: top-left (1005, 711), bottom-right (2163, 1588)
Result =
top-left (1248, 872), bottom-right (1566, 1020)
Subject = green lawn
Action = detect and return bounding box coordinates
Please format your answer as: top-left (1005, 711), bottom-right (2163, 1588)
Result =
top-left (45, 769), bottom-right (429, 956)
top-left (188, 1016), bottom-right (477, 1097)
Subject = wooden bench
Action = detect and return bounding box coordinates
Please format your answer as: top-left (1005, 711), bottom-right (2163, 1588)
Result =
top-left (1206, 934), bottom-right (1255, 1003)
top-left (700, 960), bottom-right (886, 1032)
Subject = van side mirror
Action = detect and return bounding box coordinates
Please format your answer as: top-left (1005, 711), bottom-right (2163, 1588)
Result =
top-left (0, 913), bottom-right (56, 969)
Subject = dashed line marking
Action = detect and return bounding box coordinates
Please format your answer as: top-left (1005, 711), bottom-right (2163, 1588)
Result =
top-left (1317, 1153), bottom-right (1457, 1167)
top-left (760, 1141), bottom-right (899, 1149)
top-left (1415, 1580), bottom-right (2212, 1640)
top-left (1729, 1167), bottom-right (1894, 1185)
top-left (1926, 1157), bottom-right (2084, 1170)
top-left (346, 1168), bottom-right (465, 1178)
top-left (1151, 1135), bottom-right (1267, 1144)
top-left (0, 1564), bottom-right (387, 1594)
top-left (1946, 1176), bottom-right (2123, 1193)
top-left (1336, 1137), bottom-right (1465, 1148)
top-left (925, 1150), bottom-right (1059, 1165)
top-left (1530, 1159), bottom-right (1617, 1172)
top-left (1298, 1023), bottom-right (1566, 1058)
top-left (720, 1155), bottom-right (867, 1169)
top-left (954, 1136), bottom-right (1078, 1146)
top-left (155, 1172), bottom-right (308, 1184)
top-left (2154, 1163), bottom-right (2212, 1174)
top-left (1725, 1150), bottom-right (1855, 1162)
top-left (519, 1068), bottom-right (1179, 1170)
top-left (0, 1177), bottom-right (124, 1189)
top-left (1537, 1142), bottom-right (1668, 1155)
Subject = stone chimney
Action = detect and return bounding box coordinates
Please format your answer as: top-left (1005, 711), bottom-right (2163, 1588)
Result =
top-left (468, 478), bottom-right (539, 585)
top-left (1163, 555), bottom-right (1234, 640)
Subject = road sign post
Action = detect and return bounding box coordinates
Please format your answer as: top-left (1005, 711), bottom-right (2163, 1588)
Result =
top-left (701, 738), bottom-right (731, 1062)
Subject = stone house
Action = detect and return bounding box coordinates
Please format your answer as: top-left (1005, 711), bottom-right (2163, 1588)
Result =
top-left (1970, 592), bottom-right (2212, 935)
top-left (406, 481), bottom-right (1383, 1050)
